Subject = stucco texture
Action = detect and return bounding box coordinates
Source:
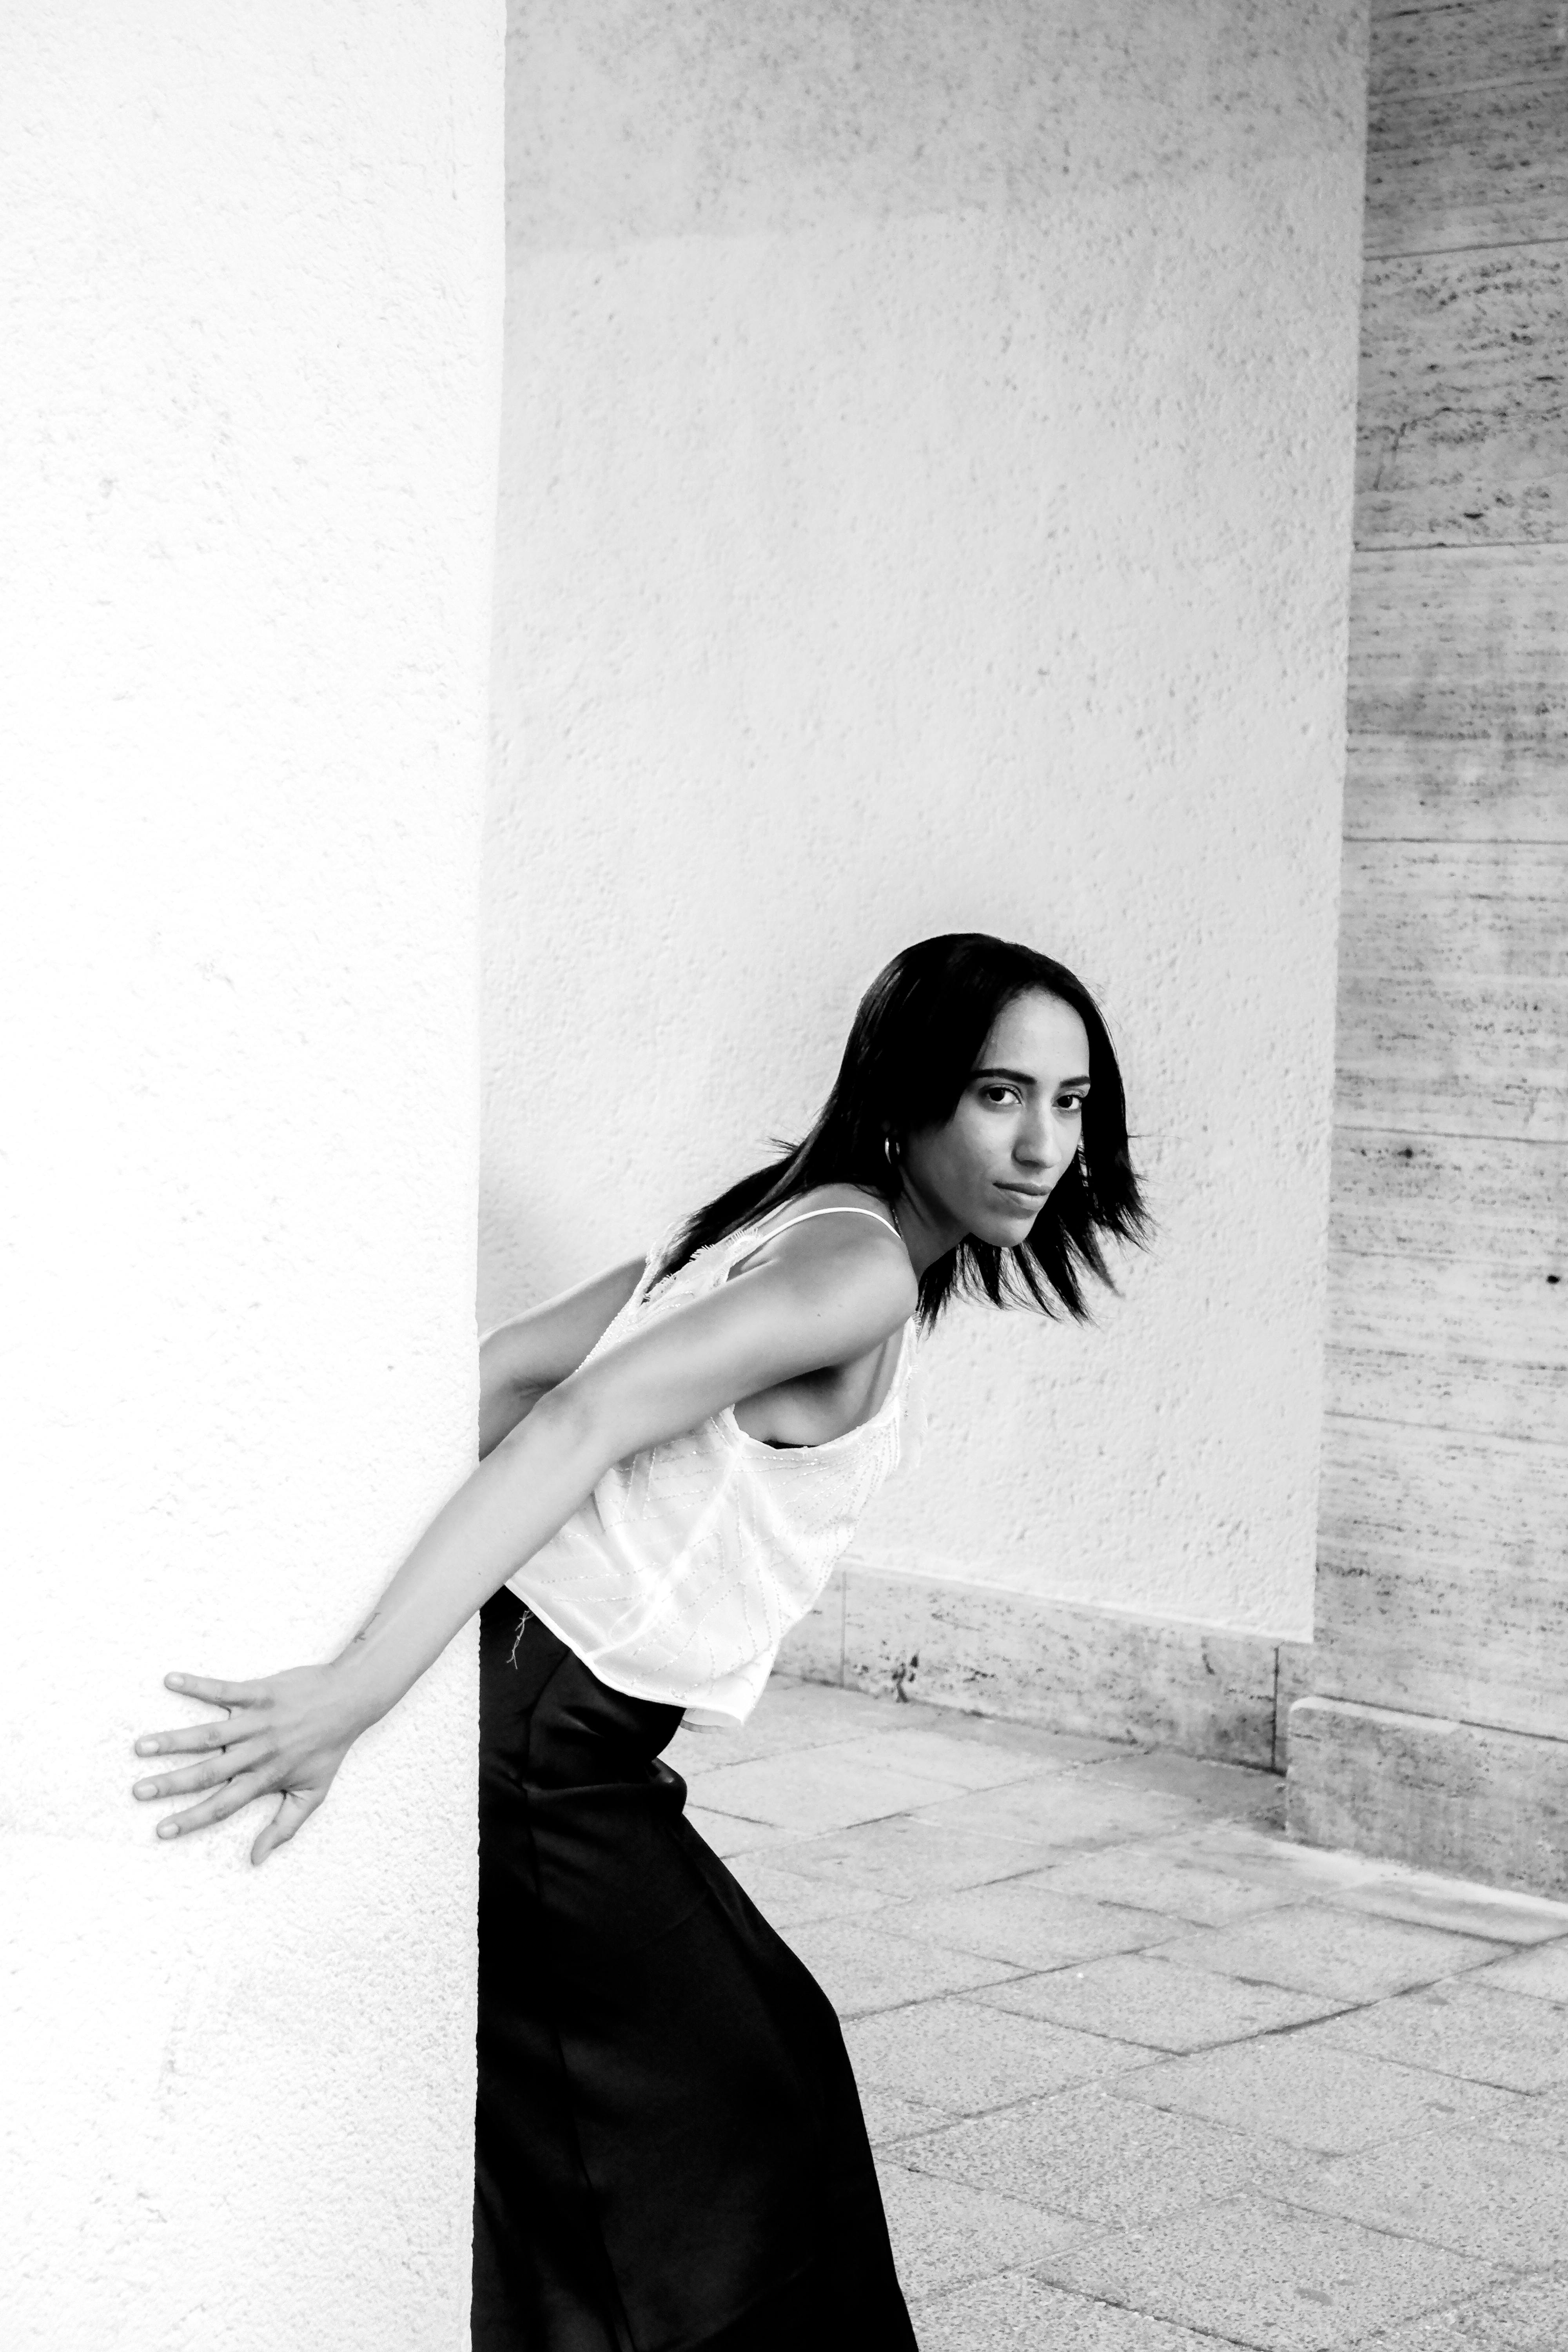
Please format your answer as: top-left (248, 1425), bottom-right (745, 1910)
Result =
top-left (1, 6), bottom-right (503, 2347)
top-left (483, 0), bottom-right (1367, 1641)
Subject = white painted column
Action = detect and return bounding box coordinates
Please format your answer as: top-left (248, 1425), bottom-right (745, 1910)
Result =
top-left (0, 7), bottom-right (503, 2346)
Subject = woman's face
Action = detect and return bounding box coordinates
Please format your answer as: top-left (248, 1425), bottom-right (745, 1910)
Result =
top-left (901, 990), bottom-right (1092, 1249)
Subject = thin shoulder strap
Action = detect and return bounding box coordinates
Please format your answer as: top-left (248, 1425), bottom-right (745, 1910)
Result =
top-left (751, 1205), bottom-right (902, 1245)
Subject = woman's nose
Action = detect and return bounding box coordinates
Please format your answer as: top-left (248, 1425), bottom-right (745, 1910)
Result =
top-left (1016, 1117), bottom-right (1056, 1171)
top-left (1022, 1112), bottom-right (1074, 1173)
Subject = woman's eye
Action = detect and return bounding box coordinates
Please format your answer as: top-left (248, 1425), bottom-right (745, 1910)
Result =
top-left (979, 1085), bottom-right (1018, 1106)
top-left (1058, 1096), bottom-right (1087, 1115)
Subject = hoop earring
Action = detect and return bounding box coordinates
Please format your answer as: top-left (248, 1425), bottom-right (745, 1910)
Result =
top-left (1076, 1141), bottom-right (1088, 1181)
top-left (883, 1133), bottom-right (899, 1171)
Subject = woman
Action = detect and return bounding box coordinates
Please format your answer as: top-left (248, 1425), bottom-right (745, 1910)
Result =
top-left (132, 931), bottom-right (1147, 2350)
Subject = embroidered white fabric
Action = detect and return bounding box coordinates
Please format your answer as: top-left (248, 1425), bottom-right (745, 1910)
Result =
top-left (505, 1204), bottom-right (917, 1727)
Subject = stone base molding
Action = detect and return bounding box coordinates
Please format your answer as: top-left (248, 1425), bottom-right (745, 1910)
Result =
top-left (1286, 1695), bottom-right (1568, 1902)
top-left (776, 1562), bottom-right (1285, 1771)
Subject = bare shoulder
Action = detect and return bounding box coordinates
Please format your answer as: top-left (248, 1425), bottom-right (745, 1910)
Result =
top-left (737, 1185), bottom-right (915, 1318)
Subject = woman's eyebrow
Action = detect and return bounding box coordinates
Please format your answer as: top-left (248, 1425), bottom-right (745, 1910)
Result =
top-left (971, 1065), bottom-right (1092, 1089)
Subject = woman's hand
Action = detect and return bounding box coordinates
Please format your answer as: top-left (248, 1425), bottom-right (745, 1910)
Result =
top-left (132, 1662), bottom-right (368, 1866)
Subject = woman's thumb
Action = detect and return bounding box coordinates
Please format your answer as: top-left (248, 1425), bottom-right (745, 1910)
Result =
top-left (249, 1784), bottom-right (324, 1867)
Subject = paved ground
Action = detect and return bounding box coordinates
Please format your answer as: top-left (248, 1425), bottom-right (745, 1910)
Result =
top-left (665, 1675), bottom-right (1568, 2352)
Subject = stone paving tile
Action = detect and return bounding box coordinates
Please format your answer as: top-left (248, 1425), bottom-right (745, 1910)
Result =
top-left (1280, 2123), bottom-right (1568, 2267)
top-left (816, 1726), bottom-right (1062, 1793)
top-left (755, 1811), bottom-right (1058, 1898)
top-left (1149, 1902), bottom-right (1511, 2002)
top-left (688, 1743), bottom-right (972, 1833)
top-left (766, 1676), bottom-right (923, 1728)
top-left (1330, 1880), bottom-right (1568, 1950)
top-left (713, 1672), bottom-right (1568, 2348)
top-left (780, 1916), bottom-right (1022, 2018)
top-left (874, 2158), bottom-right (1083, 2299)
top-left (1480, 2084), bottom-right (1568, 2154)
top-left (859, 2086), bottom-right (955, 2146)
top-left (879, 1880), bottom-right (1167, 1971)
top-left (972, 1951), bottom-right (1346, 2053)
top-left (845, 1993), bottom-right (1145, 2112)
top-left (889, 1711), bottom-right (1120, 1768)
top-left (1085, 1747), bottom-right (1289, 1823)
top-left (897, 2080), bottom-right (1303, 2229)
top-left (1475, 1936), bottom-right (1568, 2000)
top-left (1183, 1826), bottom-right (1568, 1948)
top-left (667, 1677), bottom-right (937, 1771)
top-left (1113, 2024), bottom-right (1525, 2154)
top-left (684, 1805), bottom-right (804, 1859)
top-left (1347, 2267), bottom-right (1568, 2350)
top-left (1029, 1838), bottom-right (1298, 1929)
top-left (1188, 1822), bottom-right (1416, 1895)
top-left (910, 1774), bottom-right (1200, 1852)
top-left (1312, 1976), bottom-right (1568, 2093)
top-left (1039, 2193), bottom-right (1499, 2352)
top-left (911, 2271), bottom-right (1227, 2352)
top-left (723, 1852), bottom-right (888, 1928)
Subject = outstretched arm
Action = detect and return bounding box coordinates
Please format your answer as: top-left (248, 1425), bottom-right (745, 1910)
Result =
top-left (132, 1218), bottom-right (914, 1864)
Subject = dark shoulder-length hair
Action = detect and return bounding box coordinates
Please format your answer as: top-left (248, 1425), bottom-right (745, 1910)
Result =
top-left (653, 932), bottom-right (1150, 1327)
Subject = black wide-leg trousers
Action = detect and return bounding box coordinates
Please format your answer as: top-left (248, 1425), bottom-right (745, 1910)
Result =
top-left (472, 1587), bottom-right (918, 2352)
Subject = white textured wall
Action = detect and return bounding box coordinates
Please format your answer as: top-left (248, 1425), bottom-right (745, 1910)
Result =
top-left (483, 0), bottom-right (1367, 1639)
top-left (1, 7), bottom-right (502, 2348)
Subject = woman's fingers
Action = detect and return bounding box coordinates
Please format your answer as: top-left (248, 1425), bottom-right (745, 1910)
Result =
top-left (162, 1672), bottom-right (265, 1708)
top-left (250, 1786), bottom-right (325, 1868)
top-left (132, 1735), bottom-right (269, 1803)
top-left (132, 1673), bottom-right (271, 1773)
top-left (153, 1768), bottom-right (273, 1841)
top-left (133, 1717), bottom-right (239, 1761)
top-left (134, 1661), bottom-right (348, 1852)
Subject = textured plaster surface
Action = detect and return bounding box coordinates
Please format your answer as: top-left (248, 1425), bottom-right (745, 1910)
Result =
top-left (481, 0), bottom-right (1368, 1637)
top-left (1, 7), bottom-right (503, 2347)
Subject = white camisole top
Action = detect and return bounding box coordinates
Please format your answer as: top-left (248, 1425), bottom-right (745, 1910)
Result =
top-left (504, 1203), bottom-right (917, 1728)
